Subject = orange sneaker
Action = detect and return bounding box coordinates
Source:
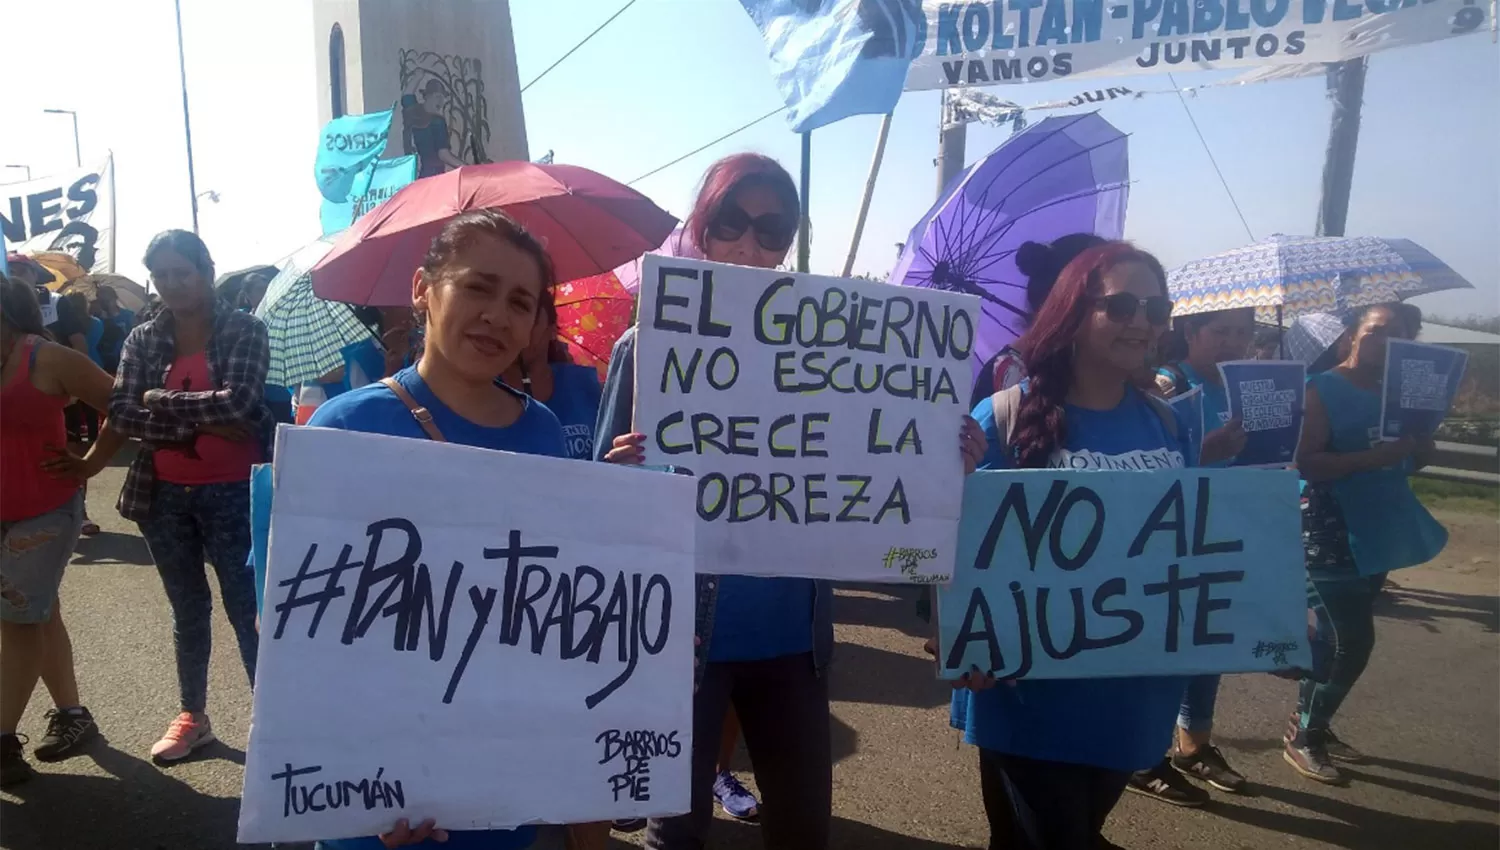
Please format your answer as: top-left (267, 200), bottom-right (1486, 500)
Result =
top-left (150, 712), bottom-right (214, 763)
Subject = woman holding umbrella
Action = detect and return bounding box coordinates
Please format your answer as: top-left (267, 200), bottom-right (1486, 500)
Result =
top-left (598, 152), bottom-right (986, 850)
top-left (307, 208), bottom-right (566, 850)
top-left (1284, 302), bottom-right (1442, 785)
top-left (110, 230), bottom-right (270, 764)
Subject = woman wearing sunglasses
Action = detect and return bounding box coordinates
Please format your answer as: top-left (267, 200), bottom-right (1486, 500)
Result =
top-left (597, 153), bottom-right (985, 850)
top-left (959, 242), bottom-right (1190, 850)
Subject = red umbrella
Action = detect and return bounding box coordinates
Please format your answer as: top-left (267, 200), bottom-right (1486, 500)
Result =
top-left (310, 161), bottom-right (678, 306)
top-left (554, 271), bottom-right (634, 380)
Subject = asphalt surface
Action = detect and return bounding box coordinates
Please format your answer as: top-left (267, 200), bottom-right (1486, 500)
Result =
top-left (3, 460), bottom-right (1497, 850)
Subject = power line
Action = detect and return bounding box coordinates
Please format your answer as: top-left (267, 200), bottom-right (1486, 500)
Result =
top-left (1167, 73), bottom-right (1255, 242)
top-left (521, 0), bottom-right (640, 93)
top-left (628, 106), bottom-right (788, 185)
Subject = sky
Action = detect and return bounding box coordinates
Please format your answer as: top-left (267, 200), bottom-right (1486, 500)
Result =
top-left (1, 0), bottom-right (1496, 318)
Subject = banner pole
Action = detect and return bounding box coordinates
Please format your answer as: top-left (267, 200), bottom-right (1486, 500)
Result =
top-left (108, 152), bottom-right (118, 277)
top-left (797, 131), bottom-right (811, 273)
top-left (841, 112), bottom-right (893, 278)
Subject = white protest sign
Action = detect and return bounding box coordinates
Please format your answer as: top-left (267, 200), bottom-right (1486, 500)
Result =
top-left (238, 427), bottom-right (696, 844)
top-left (633, 256), bottom-right (981, 583)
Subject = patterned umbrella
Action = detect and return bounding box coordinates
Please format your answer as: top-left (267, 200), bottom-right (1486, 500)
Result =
top-left (1168, 234), bottom-right (1473, 322)
top-left (254, 239), bottom-right (374, 387)
top-left (554, 271), bottom-right (634, 379)
top-left (60, 274), bottom-right (148, 312)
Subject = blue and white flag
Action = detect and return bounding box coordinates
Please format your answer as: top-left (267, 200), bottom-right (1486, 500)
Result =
top-left (314, 108), bottom-right (394, 202)
top-left (738, 0), bottom-right (926, 132)
top-left (1219, 360), bottom-right (1305, 468)
top-left (1379, 340), bottom-right (1468, 441)
top-left (319, 155), bottom-right (418, 236)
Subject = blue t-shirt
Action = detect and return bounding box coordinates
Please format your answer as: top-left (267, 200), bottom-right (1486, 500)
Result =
top-left (321, 338), bottom-right (386, 398)
top-left (706, 575), bottom-right (815, 662)
top-left (1160, 361), bottom-right (1232, 468)
top-left (952, 386), bottom-right (1193, 773)
top-left (1307, 371), bottom-right (1446, 577)
top-left (546, 363), bottom-right (602, 461)
top-left (306, 366), bottom-right (562, 850)
top-left (84, 316), bottom-right (105, 367)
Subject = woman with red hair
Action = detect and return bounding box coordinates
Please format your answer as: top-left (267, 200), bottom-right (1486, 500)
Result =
top-left (597, 152), bottom-right (985, 849)
top-left (955, 242), bottom-right (1190, 850)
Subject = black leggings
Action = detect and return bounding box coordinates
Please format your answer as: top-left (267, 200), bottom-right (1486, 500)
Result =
top-left (979, 750), bottom-right (1128, 850)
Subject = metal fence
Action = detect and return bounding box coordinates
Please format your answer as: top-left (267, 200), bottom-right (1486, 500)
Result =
top-left (1416, 441), bottom-right (1500, 487)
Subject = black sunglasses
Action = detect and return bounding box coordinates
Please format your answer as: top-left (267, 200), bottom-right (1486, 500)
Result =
top-left (708, 205), bottom-right (796, 253)
top-left (1093, 293), bottom-right (1174, 326)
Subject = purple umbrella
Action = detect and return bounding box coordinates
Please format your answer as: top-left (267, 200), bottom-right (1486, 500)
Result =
top-left (891, 113), bottom-right (1130, 372)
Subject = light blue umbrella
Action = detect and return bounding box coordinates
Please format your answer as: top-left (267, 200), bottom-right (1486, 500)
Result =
top-left (1168, 234), bottom-right (1472, 322)
top-left (255, 238), bottom-right (374, 387)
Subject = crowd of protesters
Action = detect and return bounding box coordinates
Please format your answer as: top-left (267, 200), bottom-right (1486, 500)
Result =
top-left (0, 149), bottom-right (1445, 850)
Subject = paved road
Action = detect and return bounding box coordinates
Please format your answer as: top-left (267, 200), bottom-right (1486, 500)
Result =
top-left (3, 461), bottom-right (1497, 849)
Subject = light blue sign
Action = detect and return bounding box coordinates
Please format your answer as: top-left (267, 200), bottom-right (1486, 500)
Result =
top-left (738, 0), bottom-right (927, 132)
top-left (320, 155), bottom-right (418, 236)
top-left (1219, 360), bottom-right (1304, 468)
top-left (250, 463), bottom-right (274, 616)
top-left (937, 468), bottom-right (1309, 680)
top-left (1380, 339), bottom-right (1468, 441)
top-left (314, 108), bottom-right (394, 202)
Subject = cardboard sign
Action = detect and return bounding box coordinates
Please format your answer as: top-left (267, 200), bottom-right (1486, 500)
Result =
top-left (1219, 360), bottom-right (1305, 468)
top-left (1380, 339), bottom-right (1469, 441)
top-left (238, 428), bottom-right (696, 844)
top-left (632, 256), bottom-right (981, 583)
top-left (937, 468), bottom-right (1309, 680)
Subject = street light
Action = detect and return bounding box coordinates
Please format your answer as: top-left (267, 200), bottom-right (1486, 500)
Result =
top-left (3, 164), bottom-right (31, 181)
top-left (43, 109), bottom-right (81, 168)
top-left (197, 190), bottom-right (221, 204)
top-left (174, 0), bottom-right (201, 234)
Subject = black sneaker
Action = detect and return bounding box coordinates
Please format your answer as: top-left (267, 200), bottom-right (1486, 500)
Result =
top-left (1283, 730), bottom-right (1345, 785)
top-left (1, 733), bottom-right (35, 788)
top-left (1126, 758), bottom-right (1209, 807)
top-left (1172, 745), bottom-right (1247, 793)
top-left (1323, 729), bottom-right (1366, 764)
top-left (33, 707), bottom-right (98, 762)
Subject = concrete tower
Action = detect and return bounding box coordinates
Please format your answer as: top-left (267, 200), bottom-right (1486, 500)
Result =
top-left (313, 0), bottom-right (529, 179)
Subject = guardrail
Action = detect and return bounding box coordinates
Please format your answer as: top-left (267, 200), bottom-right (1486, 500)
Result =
top-left (1416, 441), bottom-right (1500, 487)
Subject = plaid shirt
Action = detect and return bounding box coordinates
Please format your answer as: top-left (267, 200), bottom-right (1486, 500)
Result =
top-left (111, 305), bottom-right (271, 522)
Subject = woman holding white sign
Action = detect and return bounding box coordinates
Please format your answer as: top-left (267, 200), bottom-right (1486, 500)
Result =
top-left (958, 241), bottom-right (1192, 850)
top-left (1284, 302), bottom-right (1442, 786)
top-left (598, 152), bottom-right (987, 850)
top-left (306, 209), bottom-right (568, 849)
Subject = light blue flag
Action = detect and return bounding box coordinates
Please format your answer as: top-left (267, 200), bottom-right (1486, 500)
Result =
top-left (739, 0), bottom-right (926, 132)
top-left (314, 107), bottom-right (395, 202)
top-left (319, 154), bottom-right (418, 236)
top-left (937, 468), bottom-right (1310, 680)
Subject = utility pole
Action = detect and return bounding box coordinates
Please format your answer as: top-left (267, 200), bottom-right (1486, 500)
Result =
top-left (1314, 58), bottom-right (1367, 238)
top-left (797, 131), bottom-right (811, 273)
top-left (935, 90), bottom-right (968, 198)
top-left (175, 0), bottom-right (201, 234)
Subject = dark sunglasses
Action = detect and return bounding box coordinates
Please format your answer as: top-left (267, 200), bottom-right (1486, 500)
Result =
top-left (709, 205), bottom-right (796, 252)
top-left (1093, 293), bottom-right (1174, 326)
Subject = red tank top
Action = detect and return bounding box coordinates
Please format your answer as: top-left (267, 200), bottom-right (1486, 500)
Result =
top-left (1, 336), bottom-right (79, 521)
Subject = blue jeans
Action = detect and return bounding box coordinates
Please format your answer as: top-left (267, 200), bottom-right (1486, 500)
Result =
top-left (1177, 675), bottom-right (1221, 734)
top-left (138, 481), bottom-right (258, 714)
